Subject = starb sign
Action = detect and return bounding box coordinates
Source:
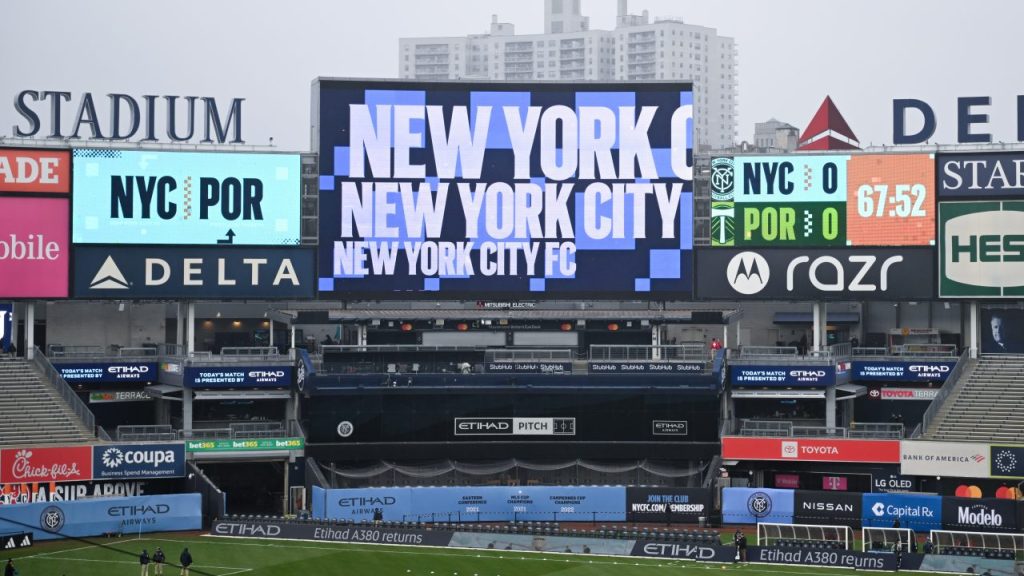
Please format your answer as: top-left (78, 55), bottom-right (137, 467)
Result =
top-left (939, 201), bottom-right (1024, 298)
top-left (695, 247), bottom-right (934, 301)
top-left (72, 246), bottom-right (314, 299)
top-left (92, 443), bottom-right (185, 480)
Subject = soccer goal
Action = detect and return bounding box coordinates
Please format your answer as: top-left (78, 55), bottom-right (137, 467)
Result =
top-left (757, 522), bottom-right (853, 550)
top-left (861, 527), bottom-right (915, 552)
top-left (930, 530), bottom-right (1024, 558)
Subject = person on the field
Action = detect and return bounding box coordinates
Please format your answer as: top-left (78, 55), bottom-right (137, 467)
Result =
top-left (892, 516), bottom-right (901, 529)
top-left (4, 559), bottom-right (15, 576)
top-left (140, 549), bottom-right (151, 576)
top-left (734, 529), bottom-right (747, 562)
top-left (179, 548), bottom-right (193, 576)
top-left (153, 547), bottom-right (166, 575)
top-left (891, 540), bottom-right (903, 571)
top-left (923, 538), bottom-right (934, 554)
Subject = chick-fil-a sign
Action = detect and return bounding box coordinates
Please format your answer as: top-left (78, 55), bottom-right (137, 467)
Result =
top-left (0, 446), bottom-right (92, 483)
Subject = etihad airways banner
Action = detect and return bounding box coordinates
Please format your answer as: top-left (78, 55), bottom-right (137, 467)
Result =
top-left (315, 80), bottom-right (695, 299)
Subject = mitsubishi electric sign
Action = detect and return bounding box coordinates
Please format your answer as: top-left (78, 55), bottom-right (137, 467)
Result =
top-left (939, 201), bottom-right (1024, 298)
top-left (92, 443), bottom-right (185, 480)
top-left (72, 246), bottom-right (314, 299)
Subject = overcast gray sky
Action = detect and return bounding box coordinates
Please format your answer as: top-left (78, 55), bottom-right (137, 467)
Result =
top-left (3, 0), bottom-right (1019, 151)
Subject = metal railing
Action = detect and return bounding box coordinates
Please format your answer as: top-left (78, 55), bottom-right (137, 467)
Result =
top-left (734, 343), bottom-right (851, 363)
top-left (589, 344), bottom-right (708, 362)
top-left (32, 346), bottom-right (96, 437)
top-left (920, 348), bottom-right (973, 437)
top-left (117, 420), bottom-right (303, 442)
top-left (738, 419), bottom-right (904, 439)
top-left (117, 424), bottom-right (177, 442)
top-left (485, 349), bottom-right (574, 362)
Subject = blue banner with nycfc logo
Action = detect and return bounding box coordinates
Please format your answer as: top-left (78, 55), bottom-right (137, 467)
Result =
top-left (92, 443), bottom-right (185, 480)
top-left (722, 488), bottom-right (794, 524)
top-left (0, 494), bottom-right (201, 541)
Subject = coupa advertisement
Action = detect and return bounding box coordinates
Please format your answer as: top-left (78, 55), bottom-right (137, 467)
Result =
top-left (0, 494), bottom-right (200, 541)
top-left (184, 366), bottom-right (292, 388)
top-left (91, 443), bottom-right (185, 480)
top-left (316, 79), bottom-right (695, 299)
top-left (72, 149), bottom-right (301, 245)
top-left (56, 361), bottom-right (158, 384)
top-left (314, 485), bottom-right (626, 522)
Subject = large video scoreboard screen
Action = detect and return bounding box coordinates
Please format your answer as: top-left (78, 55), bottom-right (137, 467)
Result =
top-left (315, 79), bottom-right (695, 299)
top-left (711, 154), bottom-right (935, 247)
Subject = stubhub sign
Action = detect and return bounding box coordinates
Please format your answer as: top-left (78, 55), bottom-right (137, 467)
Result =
top-left (72, 246), bottom-right (314, 300)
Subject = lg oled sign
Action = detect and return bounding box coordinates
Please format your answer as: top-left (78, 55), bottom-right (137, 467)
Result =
top-left (315, 79), bottom-right (695, 299)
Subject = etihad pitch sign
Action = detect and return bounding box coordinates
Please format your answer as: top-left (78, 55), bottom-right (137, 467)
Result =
top-left (0, 197), bottom-right (69, 298)
top-left (710, 154), bottom-right (935, 247)
top-left (695, 247), bottom-right (934, 301)
top-left (12, 91), bottom-right (244, 143)
top-left (938, 201), bottom-right (1024, 298)
top-left (315, 79), bottom-right (694, 299)
top-left (72, 150), bottom-right (300, 245)
top-left (900, 441), bottom-right (989, 478)
top-left (721, 437), bottom-right (900, 464)
top-left (0, 148), bottom-right (71, 194)
top-left (72, 246), bottom-right (314, 299)
top-left (453, 417), bottom-right (576, 436)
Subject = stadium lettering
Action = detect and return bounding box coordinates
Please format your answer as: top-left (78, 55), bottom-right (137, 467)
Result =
top-left (12, 91), bottom-right (244, 143)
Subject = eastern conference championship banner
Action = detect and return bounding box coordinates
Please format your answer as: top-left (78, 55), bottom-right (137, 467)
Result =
top-left (72, 149), bottom-right (301, 245)
top-left (710, 153), bottom-right (935, 247)
top-left (0, 494), bottom-right (200, 541)
top-left (316, 80), bottom-right (694, 298)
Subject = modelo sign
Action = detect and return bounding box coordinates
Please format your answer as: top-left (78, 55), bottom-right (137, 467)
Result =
top-left (0, 148), bottom-right (70, 194)
top-left (72, 150), bottom-right (299, 245)
top-left (72, 246), bottom-right (314, 300)
top-left (184, 366), bottom-right (292, 388)
top-left (315, 79), bottom-right (694, 299)
top-left (56, 362), bottom-right (157, 383)
top-left (92, 443), bottom-right (185, 480)
top-left (695, 247), bottom-right (934, 301)
top-left (942, 497), bottom-right (1018, 533)
top-left (939, 201), bottom-right (1024, 298)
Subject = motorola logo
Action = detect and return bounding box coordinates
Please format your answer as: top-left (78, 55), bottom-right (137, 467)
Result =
top-left (726, 252), bottom-right (770, 295)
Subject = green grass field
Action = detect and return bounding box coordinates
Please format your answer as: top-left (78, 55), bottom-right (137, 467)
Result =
top-left (5, 533), bottom-right (950, 576)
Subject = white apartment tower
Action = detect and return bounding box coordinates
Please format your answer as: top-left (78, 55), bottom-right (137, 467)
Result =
top-left (398, 1), bottom-right (738, 150)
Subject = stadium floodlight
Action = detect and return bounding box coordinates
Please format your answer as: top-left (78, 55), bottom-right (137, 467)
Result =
top-left (861, 527), bottom-right (915, 553)
top-left (756, 522), bottom-right (852, 550)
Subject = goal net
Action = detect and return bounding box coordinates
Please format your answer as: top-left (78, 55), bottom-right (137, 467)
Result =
top-left (930, 530), bottom-right (1023, 558)
top-left (756, 522), bottom-right (852, 550)
top-left (861, 527), bottom-right (915, 552)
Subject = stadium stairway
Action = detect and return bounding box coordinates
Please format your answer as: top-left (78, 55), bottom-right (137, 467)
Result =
top-left (926, 354), bottom-right (1024, 443)
top-left (0, 356), bottom-right (94, 447)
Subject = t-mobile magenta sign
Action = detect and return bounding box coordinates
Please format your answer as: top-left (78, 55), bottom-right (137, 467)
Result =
top-left (0, 197), bottom-right (69, 298)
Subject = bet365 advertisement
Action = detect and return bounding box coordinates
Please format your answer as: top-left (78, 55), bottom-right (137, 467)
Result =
top-left (315, 80), bottom-right (694, 299)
